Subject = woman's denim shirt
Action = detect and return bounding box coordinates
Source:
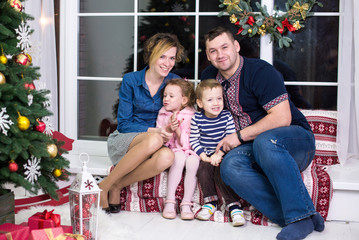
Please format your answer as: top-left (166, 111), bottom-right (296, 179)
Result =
top-left (117, 67), bottom-right (180, 133)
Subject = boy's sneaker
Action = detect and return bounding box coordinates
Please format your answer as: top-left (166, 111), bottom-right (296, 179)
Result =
top-left (196, 203), bottom-right (216, 221)
top-left (230, 209), bottom-right (245, 227)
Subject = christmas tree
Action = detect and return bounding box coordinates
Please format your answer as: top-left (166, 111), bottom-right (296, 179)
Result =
top-left (0, 0), bottom-right (69, 200)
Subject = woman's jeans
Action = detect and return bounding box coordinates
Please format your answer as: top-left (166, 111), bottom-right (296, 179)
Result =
top-left (220, 126), bottom-right (316, 226)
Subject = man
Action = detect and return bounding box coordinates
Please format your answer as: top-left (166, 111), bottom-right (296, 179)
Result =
top-left (202, 26), bottom-right (324, 240)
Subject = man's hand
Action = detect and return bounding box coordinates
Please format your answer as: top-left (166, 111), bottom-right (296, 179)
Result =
top-left (216, 132), bottom-right (240, 153)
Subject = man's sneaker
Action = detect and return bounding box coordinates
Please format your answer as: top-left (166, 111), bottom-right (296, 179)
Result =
top-left (231, 209), bottom-right (245, 227)
top-left (196, 203), bottom-right (216, 221)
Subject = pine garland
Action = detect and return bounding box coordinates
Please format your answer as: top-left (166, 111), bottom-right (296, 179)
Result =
top-left (218, 0), bottom-right (323, 48)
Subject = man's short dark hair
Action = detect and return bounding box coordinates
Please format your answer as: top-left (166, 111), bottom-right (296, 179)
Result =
top-left (204, 26), bottom-right (235, 44)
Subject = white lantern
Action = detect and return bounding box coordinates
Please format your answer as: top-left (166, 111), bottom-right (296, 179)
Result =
top-left (69, 153), bottom-right (101, 240)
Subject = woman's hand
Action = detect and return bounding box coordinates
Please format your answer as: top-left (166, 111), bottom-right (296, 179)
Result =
top-left (159, 127), bottom-right (173, 143)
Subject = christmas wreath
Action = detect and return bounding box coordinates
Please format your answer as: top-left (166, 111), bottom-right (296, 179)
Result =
top-left (218, 0), bottom-right (323, 48)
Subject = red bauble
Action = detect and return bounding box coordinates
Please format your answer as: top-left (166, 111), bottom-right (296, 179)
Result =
top-left (24, 82), bottom-right (36, 90)
top-left (15, 53), bottom-right (29, 66)
top-left (35, 120), bottom-right (46, 132)
top-left (8, 161), bottom-right (18, 172)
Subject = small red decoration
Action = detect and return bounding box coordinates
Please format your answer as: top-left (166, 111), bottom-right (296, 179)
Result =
top-left (8, 160), bottom-right (18, 172)
top-left (24, 82), bottom-right (36, 90)
top-left (34, 120), bottom-right (46, 132)
top-left (277, 18), bottom-right (297, 34)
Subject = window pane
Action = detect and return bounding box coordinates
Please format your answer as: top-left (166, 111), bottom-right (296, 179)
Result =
top-left (139, 0), bottom-right (195, 12)
top-left (79, 17), bottom-right (134, 77)
top-left (274, 0), bottom-right (339, 12)
top-left (290, 86), bottom-right (337, 110)
top-left (130, 16), bottom-right (195, 78)
top-left (78, 80), bottom-right (119, 140)
top-left (80, 0), bottom-right (134, 13)
top-left (201, 0), bottom-right (261, 12)
top-left (274, 16), bottom-right (338, 83)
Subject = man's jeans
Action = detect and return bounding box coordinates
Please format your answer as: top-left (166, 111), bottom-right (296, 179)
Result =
top-left (220, 126), bottom-right (316, 226)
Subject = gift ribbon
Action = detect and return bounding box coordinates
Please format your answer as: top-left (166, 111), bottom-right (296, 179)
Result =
top-left (45, 229), bottom-right (85, 240)
top-left (0, 230), bottom-right (13, 240)
top-left (36, 209), bottom-right (61, 228)
top-left (293, 2), bottom-right (309, 20)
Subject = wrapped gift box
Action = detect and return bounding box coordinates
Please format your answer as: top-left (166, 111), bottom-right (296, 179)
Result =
top-left (28, 210), bottom-right (61, 230)
top-left (0, 223), bottom-right (29, 240)
top-left (20, 222), bottom-right (72, 234)
top-left (29, 227), bottom-right (84, 240)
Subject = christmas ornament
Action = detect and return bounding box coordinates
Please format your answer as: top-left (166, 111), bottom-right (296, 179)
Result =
top-left (8, 0), bottom-right (22, 12)
top-left (26, 53), bottom-right (32, 63)
top-left (15, 53), bottom-right (30, 66)
top-left (23, 156), bottom-right (41, 184)
top-left (219, 0), bottom-right (323, 48)
top-left (28, 94), bottom-right (33, 106)
top-left (53, 168), bottom-right (62, 177)
top-left (0, 54), bottom-right (8, 64)
top-left (17, 113), bottom-right (30, 131)
top-left (0, 72), bottom-right (6, 84)
top-left (41, 116), bottom-right (54, 135)
top-left (47, 143), bottom-right (58, 158)
top-left (34, 119), bottom-right (46, 132)
top-left (8, 160), bottom-right (18, 172)
top-left (0, 107), bottom-right (14, 135)
top-left (24, 82), bottom-right (36, 90)
top-left (15, 21), bottom-right (31, 51)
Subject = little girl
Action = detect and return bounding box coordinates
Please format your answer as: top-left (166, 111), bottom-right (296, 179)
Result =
top-left (156, 78), bottom-right (199, 220)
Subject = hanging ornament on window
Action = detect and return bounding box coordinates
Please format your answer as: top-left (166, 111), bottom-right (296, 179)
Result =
top-left (0, 107), bottom-right (14, 136)
top-left (17, 112), bottom-right (30, 131)
top-left (0, 72), bottom-right (6, 84)
top-left (15, 21), bottom-right (31, 51)
top-left (23, 156), bottom-right (41, 184)
top-left (8, 0), bottom-right (23, 12)
top-left (8, 160), bottom-right (18, 172)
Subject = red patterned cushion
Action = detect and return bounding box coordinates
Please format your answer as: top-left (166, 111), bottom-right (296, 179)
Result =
top-left (300, 110), bottom-right (339, 165)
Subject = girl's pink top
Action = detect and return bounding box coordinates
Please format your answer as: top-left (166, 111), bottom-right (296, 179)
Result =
top-left (156, 106), bottom-right (197, 156)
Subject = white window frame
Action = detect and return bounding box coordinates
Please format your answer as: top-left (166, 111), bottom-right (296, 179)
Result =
top-left (59, 0), bottom-right (345, 173)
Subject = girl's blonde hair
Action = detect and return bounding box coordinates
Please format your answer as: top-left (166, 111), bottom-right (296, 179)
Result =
top-left (143, 33), bottom-right (185, 65)
top-left (165, 78), bottom-right (196, 109)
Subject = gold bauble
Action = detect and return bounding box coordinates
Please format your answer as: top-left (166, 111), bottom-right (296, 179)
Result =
top-left (0, 54), bottom-right (8, 64)
top-left (248, 28), bottom-right (253, 34)
top-left (0, 72), bottom-right (6, 84)
top-left (8, 0), bottom-right (23, 12)
top-left (47, 144), bottom-right (58, 158)
top-left (25, 53), bottom-right (32, 63)
top-left (17, 115), bottom-right (30, 131)
top-left (53, 168), bottom-right (62, 177)
top-left (261, 24), bottom-right (266, 29)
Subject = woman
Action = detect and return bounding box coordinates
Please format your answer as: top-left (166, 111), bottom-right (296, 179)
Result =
top-left (100, 33), bottom-right (185, 213)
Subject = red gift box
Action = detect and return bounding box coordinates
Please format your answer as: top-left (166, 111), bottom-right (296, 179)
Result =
top-left (21, 222), bottom-right (72, 234)
top-left (0, 223), bottom-right (29, 240)
top-left (28, 210), bottom-right (61, 230)
top-left (29, 227), bottom-right (84, 240)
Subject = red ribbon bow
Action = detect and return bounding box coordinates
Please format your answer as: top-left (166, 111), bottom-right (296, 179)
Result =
top-left (277, 18), bottom-right (296, 34)
top-left (40, 209), bottom-right (61, 227)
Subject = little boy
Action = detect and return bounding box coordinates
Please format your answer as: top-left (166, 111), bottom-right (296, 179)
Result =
top-left (190, 79), bottom-right (245, 226)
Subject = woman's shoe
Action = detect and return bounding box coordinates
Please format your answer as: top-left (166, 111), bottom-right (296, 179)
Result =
top-left (180, 202), bottom-right (194, 220)
top-left (102, 207), bottom-right (111, 215)
top-left (162, 200), bottom-right (176, 219)
top-left (109, 204), bottom-right (121, 213)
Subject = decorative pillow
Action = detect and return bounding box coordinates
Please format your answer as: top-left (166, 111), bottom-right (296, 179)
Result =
top-left (300, 110), bottom-right (339, 165)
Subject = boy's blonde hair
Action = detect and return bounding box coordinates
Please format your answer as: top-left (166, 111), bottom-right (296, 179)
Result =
top-left (165, 78), bottom-right (196, 109)
top-left (195, 79), bottom-right (223, 101)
